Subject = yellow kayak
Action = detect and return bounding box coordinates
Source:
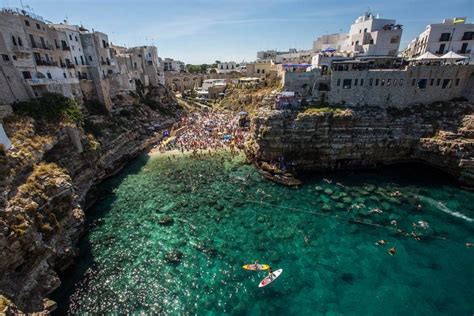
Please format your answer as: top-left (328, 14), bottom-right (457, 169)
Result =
top-left (242, 264), bottom-right (270, 271)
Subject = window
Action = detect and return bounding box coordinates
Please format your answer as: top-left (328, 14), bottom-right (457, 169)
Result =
top-left (375, 79), bottom-right (379, 86)
top-left (360, 79), bottom-right (364, 86)
top-left (89, 56), bottom-right (92, 61)
top-left (442, 79), bottom-right (452, 89)
top-left (393, 79), bottom-right (397, 85)
top-left (24, 20), bottom-right (30, 26)
top-left (390, 36), bottom-right (400, 44)
top-left (438, 44), bottom-right (446, 54)
top-left (18, 37), bottom-right (22, 46)
top-left (411, 78), bottom-right (416, 86)
top-left (417, 79), bottom-right (427, 89)
top-left (47, 72), bottom-right (52, 79)
top-left (262, 69), bottom-right (265, 74)
top-left (387, 79), bottom-right (391, 86)
top-left (381, 79), bottom-right (385, 86)
top-left (437, 78), bottom-right (441, 86)
top-left (462, 32), bottom-right (474, 41)
top-left (102, 40), bottom-right (107, 48)
top-left (36, 23), bottom-right (41, 29)
top-left (354, 79), bottom-right (358, 86)
top-left (430, 79), bottom-right (434, 86)
top-left (355, 40), bottom-right (359, 45)
top-left (455, 78), bottom-right (460, 86)
top-left (29, 34), bottom-right (36, 48)
top-left (439, 33), bottom-right (450, 41)
top-left (11, 36), bottom-right (17, 46)
top-left (257, 69), bottom-right (260, 74)
top-left (337, 79), bottom-right (341, 86)
top-left (399, 79), bottom-right (403, 86)
top-left (359, 29), bottom-right (362, 33)
top-left (22, 71), bottom-right (31, 79)
top-left (364, 28), bottom-right (367, 33)
top-left (460, 43), bottom-right (468, 54)
top-left (63, 72), bottom-right (67, 78)
top-left (12, 55), bottom-right (17, 60)
top-left (343, 79), bottom-right (351, 89)
top-left (74, 57), bottom-right (78, 65)
top-left (54, 39), bottom-right (59, 49)
top-left (369, 78), bottom-right (373, 86)
top-left (80, 56), bottom-right (84, 65)
top-left (2, 54), bottom-right (10, 61)
top-left (75, 36), bottom-right (78, 42)
top-left (69, 34), bottom-right (73, 40)
top-left (369, 39), bottom-right (374, 44)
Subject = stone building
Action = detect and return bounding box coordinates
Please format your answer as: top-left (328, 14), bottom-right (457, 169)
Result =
top-left (246, 60), bottom-right (277, 77)
top-left (163, 58), bottom-right (185, 72)
top-left (328, 61), bottom-right (474, 106)
top-left (215, 61), bottom-right (239, 74)
top-left (403, 17), bottom-right (474, 61)
top-left (313, 33), bottom-right (347, 53)
top-left (0, 8), bottom-right (163, 109)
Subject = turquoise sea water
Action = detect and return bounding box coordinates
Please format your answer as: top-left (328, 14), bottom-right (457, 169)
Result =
top-left (53, 152), bottom-right (474, 315)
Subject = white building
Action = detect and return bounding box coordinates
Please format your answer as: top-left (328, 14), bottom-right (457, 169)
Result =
top-left (340, 12), bottom-right (403, 56)
top-left (163, 58), bottom-right (185, 72)
top-left (313, 33), bottom-right (347, 53)
top-left (216, 61), bottom-right (238, 73)
top-left (403, 17), bottom-right (474, 61)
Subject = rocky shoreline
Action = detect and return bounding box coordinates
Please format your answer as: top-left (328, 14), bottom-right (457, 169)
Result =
top-left (245, 102), bottom-right (474, 187)
top-left (0, 87), bottom-right (181, 313)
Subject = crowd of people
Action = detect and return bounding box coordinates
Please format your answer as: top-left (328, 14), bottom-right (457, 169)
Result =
top-left (156, 110), bottom-right (248, 155)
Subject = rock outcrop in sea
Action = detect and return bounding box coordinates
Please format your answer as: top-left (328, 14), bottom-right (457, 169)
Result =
top-left (0, 85), bottom-right (180, 313)
top-left (245, 102), bottom-right (474, 187)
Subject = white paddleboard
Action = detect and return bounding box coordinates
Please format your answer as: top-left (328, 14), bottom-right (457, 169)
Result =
top-left (258, 269), bottom-right (283, 288)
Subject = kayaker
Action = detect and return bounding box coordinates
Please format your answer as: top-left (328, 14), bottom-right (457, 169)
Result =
top-left (254, 260), bottom-right (260, 270)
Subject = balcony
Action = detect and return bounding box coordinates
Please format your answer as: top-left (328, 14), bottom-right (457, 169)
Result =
top-left (35, 60), bottom-right (58, 67)
top-left (32, 43), bottom-right (54, 51)
top-left (457, 49), bottom-right (471, 54)
top-left (11, 46), bottom-right (31, 54)
top-left (67, 64), bottom-right (75, 69)
top-left (27, 77), bottom-right (80, 85)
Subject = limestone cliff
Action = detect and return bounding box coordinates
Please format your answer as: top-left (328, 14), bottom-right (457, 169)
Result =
top-left (0, 86), bottom-right (180, 313)
top-left (245, 102), bottom-right (474, 187)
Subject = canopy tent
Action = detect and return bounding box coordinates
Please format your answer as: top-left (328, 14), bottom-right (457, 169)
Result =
top-left (414, 51), bottom-right (440, 60)
top-left (322, 47), bottom-right (336, 53)
top-left (440, 51), bottom-right (468, 60)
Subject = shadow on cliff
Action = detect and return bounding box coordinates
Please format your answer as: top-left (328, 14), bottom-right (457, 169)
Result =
top-left (299, 161), bottom-right (460, 189)
top-left (50, 153), bottom-right (150, 314)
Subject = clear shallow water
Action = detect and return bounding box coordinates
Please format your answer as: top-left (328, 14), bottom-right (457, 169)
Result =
top-left (53, 152), bottom-right (474, 315)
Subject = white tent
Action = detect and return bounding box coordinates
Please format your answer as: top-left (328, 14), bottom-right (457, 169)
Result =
top-left (0, 123), bottom-right (11, 151)
top-left (440, 51), bottom-right (468, 60)
top-left (415, 52), bottom-right (440, 60)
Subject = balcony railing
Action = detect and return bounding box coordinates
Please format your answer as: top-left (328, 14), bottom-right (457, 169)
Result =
top-left (67, 64), bottom-right (75, 69)
top-left (35, 60), bottom-right (58, 67)
top-left (457, 49), bottom-right (471, 54)
top-left (62, 46), bottom-right (71, 51)
top-left (12, 46), bottom-right (31, 53)
top-left (27, 77), bottom-right (80, 85)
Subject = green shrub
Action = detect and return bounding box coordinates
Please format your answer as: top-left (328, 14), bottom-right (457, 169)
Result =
top-left (13, 93), bottom-right (84, 123)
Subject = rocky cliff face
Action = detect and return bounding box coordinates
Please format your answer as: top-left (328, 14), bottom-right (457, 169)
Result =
top-left (0, 86), bottom-right (180, 313)
top-left (245, 102), bottom-right (474, 187)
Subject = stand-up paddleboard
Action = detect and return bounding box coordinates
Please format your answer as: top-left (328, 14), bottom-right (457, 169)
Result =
top-left (242, 264), bottom-right (270, 271)
top-left (258, 269), bottom-right (283, 287)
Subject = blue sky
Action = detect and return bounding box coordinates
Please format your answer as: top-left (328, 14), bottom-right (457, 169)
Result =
top-left (5, 0), bottom-right (473, 63)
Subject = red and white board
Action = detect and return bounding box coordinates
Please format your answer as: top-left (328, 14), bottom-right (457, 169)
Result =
top-left (258, 269), bottom-right (283, 288)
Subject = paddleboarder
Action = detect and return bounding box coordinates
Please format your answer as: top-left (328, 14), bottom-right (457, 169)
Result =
top-left (268, 266), bottom-right (274, 280)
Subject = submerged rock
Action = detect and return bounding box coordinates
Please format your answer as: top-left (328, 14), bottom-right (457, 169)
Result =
top-left (165, 250), bottom-right (184, 264)
top-left (158, 215), bottom-right (174, 226)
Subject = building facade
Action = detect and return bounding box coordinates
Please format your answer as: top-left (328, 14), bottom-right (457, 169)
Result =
top-left (340, 12), bottom-right (402, 56)
top-left (0, 8), bottom-right (163, 109)
top-left (403, 17), bottom-right (474, 61)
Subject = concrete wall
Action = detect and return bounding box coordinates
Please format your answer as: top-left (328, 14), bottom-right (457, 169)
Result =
top-left (329, 65), bottom-right (474, 106)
